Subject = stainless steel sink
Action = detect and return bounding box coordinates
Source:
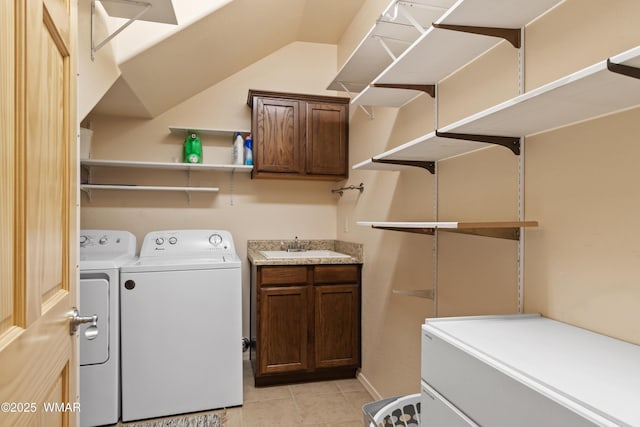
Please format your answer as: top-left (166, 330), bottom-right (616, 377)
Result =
top-left (260, 250), bottom-right (351, 259)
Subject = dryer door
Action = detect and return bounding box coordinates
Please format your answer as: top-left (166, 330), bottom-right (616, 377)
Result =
top-left (79, 277), bottom-right (110, 365)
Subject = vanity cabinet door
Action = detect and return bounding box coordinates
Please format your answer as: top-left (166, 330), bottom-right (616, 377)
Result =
top-left (314, 283), bottom-right (360, 369)
top-left (258, 285), bottom-right (310, 375)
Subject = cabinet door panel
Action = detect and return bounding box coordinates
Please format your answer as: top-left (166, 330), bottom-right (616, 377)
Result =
top-left (258, 286), bottom-right (309, 374)
top-left (305, 102), bottom-right (348, 177)
top-left (254, 97), bottom-right (303, 174)
top-left (314, 284), bottom-right (360, 368)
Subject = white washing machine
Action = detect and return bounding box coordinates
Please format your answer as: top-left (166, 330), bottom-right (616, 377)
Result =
top-left (79, 230), bottom-right (136, 427)
top-left (119, 230), bottom-right (243, 422)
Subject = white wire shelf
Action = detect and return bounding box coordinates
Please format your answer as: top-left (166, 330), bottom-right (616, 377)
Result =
top-left (351, 0), bottom-right (563, 107)
top-left (81, 159), bottom-right (253, 173)
top-left (357, 220), bottom-right (538, 240)
top-left (353, 45), bottom-right (640, 167)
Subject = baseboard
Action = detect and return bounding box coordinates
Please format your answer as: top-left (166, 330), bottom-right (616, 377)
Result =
top-left (356, 370), bottom-right (382, 401)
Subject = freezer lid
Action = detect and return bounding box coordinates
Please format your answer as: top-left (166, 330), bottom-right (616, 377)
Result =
top-left (423, 314), bottom-right (640, 427)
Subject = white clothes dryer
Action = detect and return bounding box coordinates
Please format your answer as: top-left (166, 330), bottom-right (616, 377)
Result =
top-left (119, 230), bottom-right (242, 422)
top-left (79, 230), bottom-right (136, 427)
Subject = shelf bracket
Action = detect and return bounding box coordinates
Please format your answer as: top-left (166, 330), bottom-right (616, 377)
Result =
top-left (607, 58), bottom-right (640, 80)
top-left (186, 169), bottom-right (192, 204)
top-left (398, 2), bottom-right (426, 34)
top-left (91, 0), bottom-right (152, 61)
top-left (358, 105), bottom-right (375, 120)
top-left (436, 131), bottom-right (520, 155)
top-left (372, 83), bottom-right (436, 98)
top-left (432, 23), bottom-right (521, 49)
top-left (81, 187), bottom-right (93, 202)
top-left (384, 1), bottom-right (448, 22)
top-left (337, 81), bottom-right (357, 99)
top-left (392, 288), bottom-right (435, 300)
top-left (441, 227), bottom-right (521, 241)
top-left (374, 35), bottom-right (398, 61)
top-left (372, 225), bottom-right (435, 235)
top-left (372, 158), bottom-right (435, 174)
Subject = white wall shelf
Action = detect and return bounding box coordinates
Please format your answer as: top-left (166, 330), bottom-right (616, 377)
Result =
top-left (79, 184), bottom-right (219, 203)
top-left (80, 159), bottom-right (248, 203)
top-left (349, 0), bottom-right (563, 107)
top-left (357, 221), bottom-right (538, 240)
top-left (80, 123), bottom-right (253, 202)
top-left (353, 45), bottom-right (640, 171)
top-left (168, 126), bottom-right (250, 137)
top-left (327, 0), bottom-right (456, 94)
top-left (91, 0), bottom-right (178, 60)
top-left (81, 159), bottom-right (253, 173)
top-left (80, 184), bottom-right (219, 192)
top-left (441, 45), bottom-right (640, 138)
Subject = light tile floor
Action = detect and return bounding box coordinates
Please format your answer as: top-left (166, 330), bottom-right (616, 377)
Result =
top-left (119, 360), bottom-right (373, 427)
top-left (220, 360), bottom-right (372, 426)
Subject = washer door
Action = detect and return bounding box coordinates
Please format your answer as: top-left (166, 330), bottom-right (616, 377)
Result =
top-left (79, 277), bottom-right (110, 365)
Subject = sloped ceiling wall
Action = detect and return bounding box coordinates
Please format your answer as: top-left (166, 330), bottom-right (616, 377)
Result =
top-left (91, 0), bottom-right (365, 118)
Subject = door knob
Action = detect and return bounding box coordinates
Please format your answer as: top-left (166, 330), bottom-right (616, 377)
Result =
top-left (69, 307), bottom-right (98, 339)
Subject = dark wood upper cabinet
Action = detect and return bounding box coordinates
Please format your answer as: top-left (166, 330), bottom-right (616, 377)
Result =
top-left (248, 90), bottom-right (349, 181)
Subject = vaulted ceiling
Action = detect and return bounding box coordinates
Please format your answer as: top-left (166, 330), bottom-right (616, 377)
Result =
top-left (92, 0), bottom-right (366, 118)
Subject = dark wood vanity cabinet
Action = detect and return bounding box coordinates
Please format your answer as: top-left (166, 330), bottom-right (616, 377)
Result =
top-left (247, 90), bottom-right (349, 181)
top-left (250, 264), bottom-right (361, 386)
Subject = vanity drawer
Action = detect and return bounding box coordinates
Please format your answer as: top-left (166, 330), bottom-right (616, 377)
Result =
top-left (421, 381), bottom-right (478, 427)
top-left (314, 265), bottom-right (360, 284)
top-left (259, 266), bottom-right (308, 285)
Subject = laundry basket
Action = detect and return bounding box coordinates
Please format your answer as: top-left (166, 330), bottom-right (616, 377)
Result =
top-left (362, 393), bottom-right (421, 427)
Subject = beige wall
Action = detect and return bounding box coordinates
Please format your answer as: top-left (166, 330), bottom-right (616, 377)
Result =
top-left (524, 0), bottom-right (640, 341)
top-left (81, 41), bottom-right (341, 340)
top-left (337, 0), bottom-right (640, 399)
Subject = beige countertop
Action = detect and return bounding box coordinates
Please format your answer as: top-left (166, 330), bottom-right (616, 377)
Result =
top-left (247, 239), bottom-right (363, 265)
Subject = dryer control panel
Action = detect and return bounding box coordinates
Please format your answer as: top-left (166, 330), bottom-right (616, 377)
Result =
top-left (80, 230), bottom-right (137, 258)
top-left (139, 230), bottom-right (236, 258)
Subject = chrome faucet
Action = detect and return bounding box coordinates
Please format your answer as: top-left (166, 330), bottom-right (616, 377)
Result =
top-left (286, 236), bottom-right (306, 252)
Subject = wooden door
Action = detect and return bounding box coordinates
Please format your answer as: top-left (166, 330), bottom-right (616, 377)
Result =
top-left (305, 102), bottom-right (348, 177)
top-left (0, 0), bottom-right (78, 425)
top-left (314, 284), bottom-right (360, 369)
top-left (252, 96), bottom-right (303, 176)
top-left (258, 286), bottom-right (309, 375)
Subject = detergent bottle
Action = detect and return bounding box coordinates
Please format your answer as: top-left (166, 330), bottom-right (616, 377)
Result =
top-left (244, 134), bottom-right (253, 166)
top-left (232, 132), bottom-right (244, 165)
top-left (183, 132), bottom-right (202, 163)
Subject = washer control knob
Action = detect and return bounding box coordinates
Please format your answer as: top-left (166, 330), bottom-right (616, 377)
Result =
top-left (209, 234), bottom-right (223, 246)
top-left (155, 237), bottom-right (165, 245)
top-left (79, 235), bottom-right (88, 246)
top-left (99, 236), bottom-right (108, 245)
top-left (168, 237), bottom-right (178, 245)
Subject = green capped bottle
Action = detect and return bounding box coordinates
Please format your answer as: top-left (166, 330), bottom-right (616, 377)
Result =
top-left (183, 132), bottom-right (202, 163)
